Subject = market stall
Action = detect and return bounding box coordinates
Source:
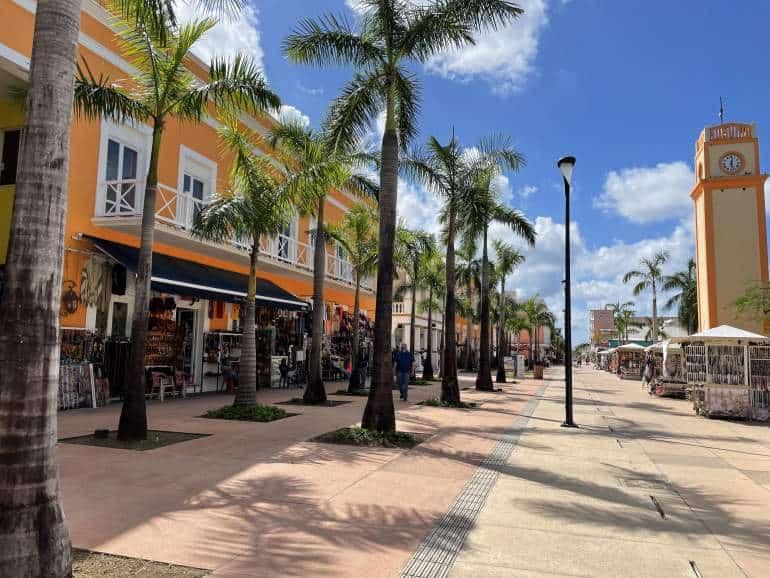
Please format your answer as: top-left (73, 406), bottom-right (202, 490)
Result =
top-left (646, 340), bottom-right (686, 397)
top-left (616, 343), bottom-right (645, 380)
top-left (675, 325), bottom-right (770, 420)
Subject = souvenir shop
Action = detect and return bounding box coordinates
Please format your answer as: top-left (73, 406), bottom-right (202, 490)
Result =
top-left (675, 325), bottom-right (770, 421)
top-left (614, 343), bottom-right (646, 380)
top-left (57, 236), bottom-right (309, 409)
top-left (644, 341), bottom-right (686, 397)
top-left (323, 303), bottom-right (374, 380)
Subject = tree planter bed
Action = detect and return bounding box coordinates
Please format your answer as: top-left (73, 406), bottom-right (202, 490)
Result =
top-left (200, 405), bottom-right (297, 422)
top-left (310, 427), bottom-right (431, 449)
top-left (60, 430), bottom-right (209, 451)
top-left (278, 398), bottom-right (352, 407)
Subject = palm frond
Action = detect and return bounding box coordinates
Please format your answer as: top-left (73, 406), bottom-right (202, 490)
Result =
top-left (393, 67), bottom-right (420, 149)
top-left (74, 58), bottom-right (150, 123)
top-left (324, 71), bottom-right (385, 153)
top-left (283, 13), bottom-right (385, 67)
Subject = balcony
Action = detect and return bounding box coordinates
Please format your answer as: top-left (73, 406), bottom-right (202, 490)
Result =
top-left (92, 179), bottom-right (372, 291)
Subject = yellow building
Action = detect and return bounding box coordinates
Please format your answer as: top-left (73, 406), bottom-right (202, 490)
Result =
top-left (691, 122), bottom-right (768, 333)
top-left (0, 0), bottom-right (375, 390)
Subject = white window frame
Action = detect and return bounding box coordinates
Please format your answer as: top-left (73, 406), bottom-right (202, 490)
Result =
top-left (95, 119), bottom-right (152, 217)
top-left (177, 145), bottom-right (217, 228)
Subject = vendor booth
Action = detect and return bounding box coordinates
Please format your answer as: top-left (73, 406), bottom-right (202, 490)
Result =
top-left (616, 343), bottom-right (646, 380)
top-left (674, 325), bottom-right (770, 421)
top-left (645, 340), bottom-right (686, 397)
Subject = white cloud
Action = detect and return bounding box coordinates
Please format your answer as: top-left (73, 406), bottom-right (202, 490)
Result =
top-left (516, 185), bottom-right (538, 199)
top-left (397, 178), bottom-right (443, 236)
top-left (175, 4), bottom-right (265, 71)
top-left (277, 105), bottom-right (310, 128)
top-left (347, 0), bottom-right (547, 95)
top-left (595, 161), bottom-right (694, 224)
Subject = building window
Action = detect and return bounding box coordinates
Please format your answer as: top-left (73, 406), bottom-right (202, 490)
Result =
top-left (104, 139), bottom-right (139, 214)
top-left (182, 173), bottom-right (205, 223)
top-left (177, 145), bottom-right (217, 228)
top-left (0, 129), bottom-right (21, 186)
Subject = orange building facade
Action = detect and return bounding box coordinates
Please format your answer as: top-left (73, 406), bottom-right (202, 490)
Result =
top-left (0, 0), bottom-right (375, 390)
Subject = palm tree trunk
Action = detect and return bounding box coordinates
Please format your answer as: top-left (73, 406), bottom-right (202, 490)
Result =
top-left (651, 281), bottom-right (658, 343)
top-left (496, 277), bottom-right (507, 383)
top-left (423, 287), bottom-right (434, 380)
top-left (235, 246), bottom-right (259, 407)
top-left (476, 225), bottom-right (493, 391)
top-left (119, 120), bottom-right (163, 441)
top-left (348, 275), bottom-right (362, 392)
top-left (441, 206), bottom-right (460, 403)
top-left (362, 96), bottom-right (397, 432)
top-left (304, 196), bottom-right (327, 404)
top-left (409, 266), bottom-right (417, 361)
top-left (464, 279), bottom-right (473, 371)
top-left (0, 2), bottom-right (78, 573)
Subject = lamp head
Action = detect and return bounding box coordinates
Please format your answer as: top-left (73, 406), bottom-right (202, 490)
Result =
top-left (557, 156), bottom-right (576, 185)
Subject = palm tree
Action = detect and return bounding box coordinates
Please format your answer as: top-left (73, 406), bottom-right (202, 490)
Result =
top-left (74, 15), bottom-right (279, 440)
top-left (521, 297), bottom-right (555, 369)
top-left (192, 118), bottom-right (298, 406)
top-left (506, 308), bottom-right (530, 358)
top-left (622, 251), bottom-right (669, 344)
top-left (417, 253), bottom-right (446, 381)
top-left (606, 300), bottom-right (635, 343)
top-left (403, 132), bottom-right (524, 402)
top-left (493, 239), bottom-right (524, 383)
top-left (325, 205), bottom-right (379, 392)
top-left (395, 227), bottom-right (436, 364)
top-left (284, 0), bottom-right (523, 431)
top-left (638, 317), bottom-right (668, 341)
top-left (456, 238), bottom-right (481, 371)
top-left (0, 0), bottom-right (81, 573)
top-left (460, 169), bottom-right (535, 390)
top-left (663, 258), bottom-right (697, 335)
top-left (268, 120), bottom-right (377, 404)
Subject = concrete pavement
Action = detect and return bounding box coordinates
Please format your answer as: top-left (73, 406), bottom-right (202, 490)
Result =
top-left (446, 367), bottom-right (770, 578)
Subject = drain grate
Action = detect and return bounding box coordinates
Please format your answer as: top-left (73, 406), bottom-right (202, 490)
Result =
top-left (398, 382), bottom-right (548, 578)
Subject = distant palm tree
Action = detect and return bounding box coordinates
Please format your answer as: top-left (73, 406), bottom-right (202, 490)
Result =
top-left (606, 300), bottom-right (635, 343)
top-left (456, 238), bottom-right (481, 371)
top-left (663, 258), bottom-right (697, 335)
top-left (521, 297), bottom-right (552, 368)
top-left (623, 251), bottom-right (669, 344)
top-left (417, 253), bottom-right (446, 380)
top-left (461, 169), bottom-right (535, 390)
top-left (74, 14), bottom-right (279, 440)
top-left (403, 132), bottom-right (524, 402)
top-left (638, 317), bottom-right (668, 342)
top-left (493, 240), bottom-right (525, 383)
top-left (268, 119), bottom-right (377, 404)
top-left (395, 227), bottom-right (436, 363)
top-left (192, 118), bottom-right (299, 407)
top-left (325, 205), bottom-right (379, 393)
top-left (284, 0), bottom-right (524, 432)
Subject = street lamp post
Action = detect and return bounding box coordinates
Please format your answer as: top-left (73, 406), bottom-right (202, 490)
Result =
top-left (558, 156), bottom-right (577, 428)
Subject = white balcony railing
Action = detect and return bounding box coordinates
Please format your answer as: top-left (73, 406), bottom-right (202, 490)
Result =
top-left (393, 302), bottom-right (405, 314)
top-left (97, 179), bottom-right (371, 289)
top-left (102, 178), bottom-right (143, 216)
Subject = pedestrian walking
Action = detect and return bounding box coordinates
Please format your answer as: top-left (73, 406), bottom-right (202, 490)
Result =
top-left (395, 343), bottom-right (413, 401)
top-left (641, 354), bottom-right (654, 392)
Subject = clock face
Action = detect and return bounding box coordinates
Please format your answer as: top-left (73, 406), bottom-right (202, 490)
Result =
top-left (720, 153), bottom-right (743, 174)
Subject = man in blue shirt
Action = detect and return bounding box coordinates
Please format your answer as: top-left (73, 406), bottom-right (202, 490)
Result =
top-left (395, 343), bottom-right (413, 401)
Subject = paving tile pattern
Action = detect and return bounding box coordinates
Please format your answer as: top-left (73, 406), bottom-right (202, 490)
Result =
top-left (398, 383), bottom-right (547, 578)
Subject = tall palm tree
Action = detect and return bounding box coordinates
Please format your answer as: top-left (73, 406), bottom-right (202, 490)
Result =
top-left (74, 15), bottom-right (279, 440)
top-left (506, 306), bottom-right (530, 358)
top-left (623, 251), bottom-right (669, 344)
top-left (192, 118), bottom-right (298, 407)
top-left (639, 317), bottom-right (668, 342)
top-left (460, 169), bottom-right (535, 390)
top-left (325, 205), bottom-right (379, 392)
top-left (663, 258), bottom-right (697, 335)
top-left (493, 239), bottom-right (524, 383)
top-left (268, 120), bottom-right (377, 404)
top-left (395, 227), bottom-right (436, 363)
top-left (0, 1), bottom-right (81, 573)
top-left (284, 0), bottom-right (523, 432)
top-left (521, 297), bottom-right (552, 368)
top-left (403, 132), bottom-right (523, 402)
top-left (456, 238), bottom-right (481, 371)
top-left (417, 253), bottom-right (446, 381)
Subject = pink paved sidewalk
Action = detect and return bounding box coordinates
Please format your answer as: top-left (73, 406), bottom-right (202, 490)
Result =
top-left (57, 375), bottom-right (542, 577)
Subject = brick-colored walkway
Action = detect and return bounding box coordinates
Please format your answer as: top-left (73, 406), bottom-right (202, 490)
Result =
top-left (57, 375), bottom-right (541, 577)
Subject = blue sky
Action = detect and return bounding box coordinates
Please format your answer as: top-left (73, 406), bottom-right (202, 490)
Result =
top-left (184, 0), bottom-right (770, 341)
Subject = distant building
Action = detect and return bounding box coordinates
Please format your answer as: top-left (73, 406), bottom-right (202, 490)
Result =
top-left (589, 308), bottom-right (615, 347)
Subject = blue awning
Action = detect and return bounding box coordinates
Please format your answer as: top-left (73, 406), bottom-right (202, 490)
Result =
top-left (86, 236), bottom-right (308, 311)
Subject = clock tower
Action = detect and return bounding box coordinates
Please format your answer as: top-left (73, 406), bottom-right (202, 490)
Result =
top-left (691, 122), bottom-right (768, 333)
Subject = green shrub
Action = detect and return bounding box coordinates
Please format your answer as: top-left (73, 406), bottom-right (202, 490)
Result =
top-left (202, 405), bottom-right (289, 422)
top-left (313, 427), bottom-right (423, 448)
top-left (419, 398), bottom-right (477, 409)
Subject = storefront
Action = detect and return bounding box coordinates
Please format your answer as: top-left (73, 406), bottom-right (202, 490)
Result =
top-left (57, 236), bottom-right (309, 409)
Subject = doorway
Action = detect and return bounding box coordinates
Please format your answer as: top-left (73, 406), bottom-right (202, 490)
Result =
top-left (177, 309), bottom-right (197, 376)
